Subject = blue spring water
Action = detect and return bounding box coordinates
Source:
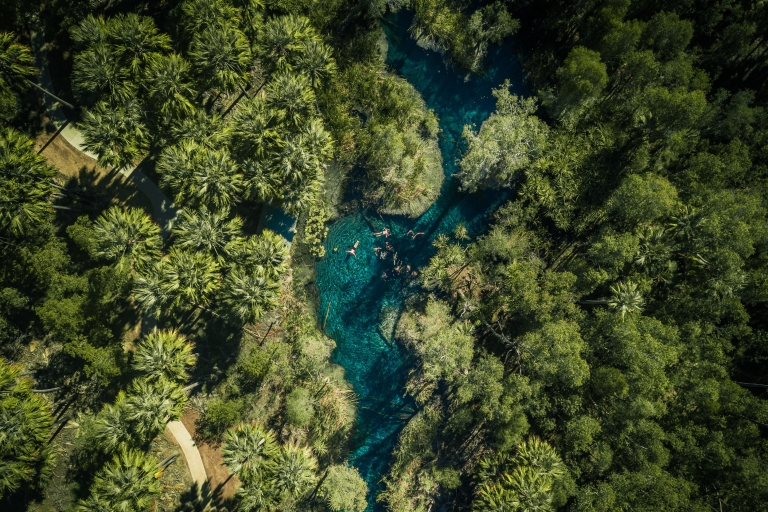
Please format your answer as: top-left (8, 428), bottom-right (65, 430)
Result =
top-left (315, 11), bottom-right (528, 508)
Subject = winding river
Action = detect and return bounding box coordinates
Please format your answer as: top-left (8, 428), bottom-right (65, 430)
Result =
top-left (315, 11), bottom-right (528, 508)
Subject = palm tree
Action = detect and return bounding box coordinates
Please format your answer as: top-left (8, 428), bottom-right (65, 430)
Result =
top-left (270, 443), bottom-right (317, 500)
top-left (172, 206), bottom-right (243, 261)
top-left (296, 39), bottom-right (336, 87)
top-left (0, 127), bottom-right (55, 234)
top-left (236, 481), bottom-right (279, 512)
top-left (218, 267), bottom-right (280, 324)
top-left (70, 15), bottom-right (108, 49)
top-left (169, 109), bottom-right (226, 148)
top-left (76, 448), bottom-right (161, 512)
top-left (92, 206), bottom-right (162, 270)
top-left (188, 149), bottom-right (244, 211)
top-left (144, 54), bottom-right (196, 121)
top-left (72, 43), bottom-right (134, 104)
top-left (0, 359), bottom-right (55, 498)
top-left (228, 229), bottom-right (289, 279)
top-left (132, 329), bottom-right (197, 384)
top-left (133, 261), bottom-right (173, 319)
top-left (94, 396), bottom-right (132, 453)
top-left (79, 99), bottom-right (148, 169)
top-left (157, 142), bottom-right (243, 210)
top-left (302, 118), bottom-right (335, 162)
top-left (256, 15), bottom-right (311, 73)
top-left (265, 72), bottom-right (315, 127)
top-left (228, 95), bottom-right (281, 160)
top-left (241, 158), bottom-right (280, 203)
top-left (160, 247), bottom-right (221, 309)
top-left (108, 13), bottom-right (171, 77)
top-left (180, 0), bottom-right (241, 35)
top-left (124, 378), bottom-right (186, 441)
top-left (222, 423), bottom-right (279, 484)
top-left (513, 438), bottom-right (566, 482)
top-left (0, 32), bottom-right (37, 120)
top-left (189, 22), bottom-right (251, 94)
top-left (607, 281), bottom-right (645, 320)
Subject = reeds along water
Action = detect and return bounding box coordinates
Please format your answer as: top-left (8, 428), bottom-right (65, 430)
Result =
top-left (314, 10), bottom-right (528, 510)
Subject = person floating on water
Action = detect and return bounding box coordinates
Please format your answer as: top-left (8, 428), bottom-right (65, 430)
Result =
top-left (346, 241), bottom-right (359, 258)
top-left (411, 231), bottom-right (425, 239)
top-left (374, 227), bottom-right (391, 238)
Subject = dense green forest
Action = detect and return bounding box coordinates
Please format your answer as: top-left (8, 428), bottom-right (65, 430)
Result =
top-left (0, 0), bottom-right (767, 510)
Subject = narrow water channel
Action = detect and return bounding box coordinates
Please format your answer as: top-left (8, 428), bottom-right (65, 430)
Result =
top-left (315, 11), bottom-right (528, 508)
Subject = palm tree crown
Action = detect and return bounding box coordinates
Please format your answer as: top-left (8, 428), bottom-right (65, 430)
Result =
top-left (132, 329), bottom-right (196, 384)
top-left (92, 206), bottom-right (162, 270)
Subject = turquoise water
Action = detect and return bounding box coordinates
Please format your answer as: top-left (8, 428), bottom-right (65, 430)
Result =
top-left (315, 11), bottom-right (528, 508)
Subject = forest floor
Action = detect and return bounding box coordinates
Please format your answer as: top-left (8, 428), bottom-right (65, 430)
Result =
top-left (182, 410), bottom-right (240, 505)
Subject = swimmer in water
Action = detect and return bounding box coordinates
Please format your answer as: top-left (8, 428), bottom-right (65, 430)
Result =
top-left (346, 240), bottom-right (359, 258)
top-left (411, 231), bottom-right (425, 239)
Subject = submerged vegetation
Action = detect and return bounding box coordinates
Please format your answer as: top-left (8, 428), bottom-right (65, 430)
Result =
top-left (1, 0), bottom-right (767, 510)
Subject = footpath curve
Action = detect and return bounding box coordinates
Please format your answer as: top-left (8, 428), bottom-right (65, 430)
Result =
top-left (28, 28), bottom-right (205, 487)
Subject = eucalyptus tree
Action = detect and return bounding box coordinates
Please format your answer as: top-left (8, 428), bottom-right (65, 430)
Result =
top-left (0, 127), bottom-right (55, 234)
top-left (458, 81), bottom-right (548, 192)
top-left (0, 32), bottom-right (37, 120)
top-left (189, 22), bottom-right (251, 94)
top-left (79, 99), bottom-right (148, 169)
top-left (0, 359), bottom-right (55, 498)
top-left (144, 54), bottom-right (196, 122)
top-left (132, 329), bottom-right (196, 384)
top-left (222, 423), bottom-right (279, 483)
top-left (218, 267), bottom-right (280, 324)
top-left (172, 206), bottom-right (243, 262)
top-left (91, 206), bottom-right (162, 270)
top-left (76, 449), bottom-right (162, 512)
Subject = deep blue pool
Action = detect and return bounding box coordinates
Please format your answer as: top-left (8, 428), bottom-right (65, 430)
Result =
top-left (315, 10), bottom-right (528, 508)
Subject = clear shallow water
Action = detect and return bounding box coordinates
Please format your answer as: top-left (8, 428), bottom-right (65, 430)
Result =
top-left (315, 11), bottom-right (528, 509)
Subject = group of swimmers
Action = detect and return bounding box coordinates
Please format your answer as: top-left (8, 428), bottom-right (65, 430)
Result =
top-left (342, 226), bottom-right (423, 279)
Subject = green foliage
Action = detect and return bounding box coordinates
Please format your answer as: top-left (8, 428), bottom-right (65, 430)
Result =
top-left (90, 206), bottom-right (162, 270)
top-left (0, 128), bottom-right (55, 234)
top-left (411, 0), bottom-right (519, 73)
top-left (75, 449), bottom-right (162, 511)
top-left (459, 82), bottom-right (549, 192)
top-left (285, 386), bottom-right (314, 428)
top-left (132, 329), bottom-right (196, 384)
top-left (320, 464), bottom-right (368, 512)
top-left (302, 198), bottom-right (328, 258)
top-left (0, 359), bottom-right (55, 499)
top-left (0, 33), bottom-right (36, 121)
top-left (197, 397), bottom-right (245, 440)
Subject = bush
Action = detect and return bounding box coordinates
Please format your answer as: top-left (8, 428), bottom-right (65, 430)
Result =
top-left (285, 387), bottom-right (315, 428)
top-left (303, 201), bottom-right (329, 258)
top-left (197, 397), bottom-right (244, 440)
top-left (238, 347), bottom-right (272, 391)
